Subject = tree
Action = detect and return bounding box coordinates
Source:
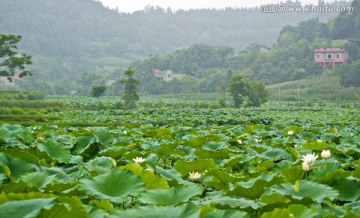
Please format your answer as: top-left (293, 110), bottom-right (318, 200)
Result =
top-left (0, 34), bottom-right (32, 80)
top-left (53, 76), bottom-right (75, 95)
top-left (244, 80), bottom-right (269, 107)
top-left (77, 71), bottom-right (102, 96)
top-left (229, 74), bottom-right (268, 108)
top-left (335, 60), bottom-right (360, 87)
top-left (90, 85), bottom-right (107, 98)
top-left (120, 67), bottom-right (140, 109)
top-left (229, 74), bottom-right (247, 108)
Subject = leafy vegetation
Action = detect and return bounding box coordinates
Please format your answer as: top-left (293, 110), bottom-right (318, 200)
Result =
top-left (90, 85), bottom-right (107, 98)
top-left (0, 1), bottom-right (359, 215)
top-left (132, 1), bottom-right (359, 96)
top-left (0, 90), bottom-right (46, 101)
top-left (120, 67), bottom-right (140, 109)
top-left (0, 95), bottom-right (359, 217)
top-left (266, 74), bottom-right (360, 102)
top-left (0, 34), bottom-right (32, 78)
top-left (229, 74), bottom-right (268, 107)
top-left (0, 0), bottom-right (348, 93)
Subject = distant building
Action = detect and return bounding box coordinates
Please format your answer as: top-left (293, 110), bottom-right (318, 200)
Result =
top-left (105, 78), bottom-right (117, 86)
top-left (314, 48), bottom-right (347, 71)
top-left (0, 76), bottom-right (22, 89)
top-left (153, 68), bottom-right (173, 81)
top-left (259, 45), bottom-right (271, 53)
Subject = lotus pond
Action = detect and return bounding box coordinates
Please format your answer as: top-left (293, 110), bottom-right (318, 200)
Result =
top-left (0, 99), bottom-right (359, 217)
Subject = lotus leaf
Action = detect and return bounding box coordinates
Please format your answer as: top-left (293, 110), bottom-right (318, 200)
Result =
top-left (78, 169), bottom-right (145, 202)
top-left (37, 139), bottom-right (72, 163)
top-left (0, 153), bottom-right (36, 181)
top-left (332, 178), bottom-right (360, 201)
top-left (201, 208), bottom-right (250, 218)
top-left (138, 184), bottom-right (203, 205)
top-left (20, 171), bottom-right (56, 190)
top-left (272, 180), bottom-right (339, 202)
top-left (93, 128), bottom-right (113, 145)
top-left (39, 197), bottom-right (88, 218)
top-left (85, 157), bottom-right (114, 174)
top-left (0, 198), bottom-right (56, 218)
top-left (174, 159), bottom-right (215, 175)
top-left (108, 204), bottom-right (200, 218)
top-left (123, 163), bottom-right (169, 189)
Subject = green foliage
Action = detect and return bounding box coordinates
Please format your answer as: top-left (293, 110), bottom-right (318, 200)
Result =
top-left (0, 90), bottom-right (46, 101)
top-left (244, 80), bottom-right (268, 107)
top-left (0, 34), bottom-right (32, 79)
top-left (78, 170), bottom-right (145, 203)
top-left (229, 74), bottom-right (268, 107)
top-left (333, 60), bottom-right (360, 87)
top-left (266, 75), bottom-right (360, 101)
top-left (138, 185), bottom-right (203, 206)
top-left (77, 71), bottom-right (103, 96)
top-left (0, 198), bottom-right (56, 218)
top-left (229, 74), bottom-right (247, 108)
top-left (272, 180), bottom-right (339, 202)
top-left (0, 0), bottom-right (356, 97)
top-left (0, 0), bottom-right (342, 86)
top-left (120, 67), bottom-right (139, 109)
top-left (0, 100), bottom-right (359, 216)
top-left (331, 13), bottom-right (356, 40)
top-left (108, 204), bottom-right (200, 218)
top-left (134, 44), bottom-right (234, 74)
top-left (90, 84), bottom-right (106, 98)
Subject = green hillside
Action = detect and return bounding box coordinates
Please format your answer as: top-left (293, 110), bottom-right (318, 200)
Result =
top-left (0, 0), bottom-right (345, 86)
top-left (267, 75), bottom-right (360, 102)
top-left (132, 0), bottom-right (360, 99)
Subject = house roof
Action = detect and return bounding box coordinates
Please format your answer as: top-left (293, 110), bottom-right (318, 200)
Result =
top-left (314, 48), bottom-right (346, 52)
top-left (153, 68), bottom-right (163, 77)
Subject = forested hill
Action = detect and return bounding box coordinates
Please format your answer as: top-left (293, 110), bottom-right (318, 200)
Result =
top-left (133, 0), bottom-right (360, 95)
top-left (0, 0), bottom-right (347, 84)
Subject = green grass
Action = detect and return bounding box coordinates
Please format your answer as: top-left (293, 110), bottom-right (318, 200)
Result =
top-left (267, 74), bottom-right (360, 102)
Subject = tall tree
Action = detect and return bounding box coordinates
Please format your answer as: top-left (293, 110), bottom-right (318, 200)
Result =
top-left (229, 74), bottom-right (247, 108)
top-left (120, 67), bottom-right (140, 109)
top-left (0, 34), bottom-right (32, 80)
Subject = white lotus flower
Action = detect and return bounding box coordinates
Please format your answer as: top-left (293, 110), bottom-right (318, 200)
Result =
top-left (302, 162), bottom-right (310, 171)
top-left (321, 150), bottom-right (331, 159)
top-left (124, 130), bottom-right (127, 134)
top-left (294, 144), bottom-right (298, 148)
top-left (133, 157), bottom-right (145, 163)
top-left (188, 171), bottom-right (201, 180)
top-left (301, 153), bottom-right (318, 164)
top-left (288, 130), bottom-right (294, 135)
top-left (237, 139), bottom-right (243, 144)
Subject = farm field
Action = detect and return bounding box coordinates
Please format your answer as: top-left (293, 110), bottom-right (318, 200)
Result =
top-left (0, 97), bottom-right (360, 217)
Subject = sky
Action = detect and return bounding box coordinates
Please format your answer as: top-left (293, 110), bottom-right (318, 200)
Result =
top-left (98, 0), bottom-right (330, 13)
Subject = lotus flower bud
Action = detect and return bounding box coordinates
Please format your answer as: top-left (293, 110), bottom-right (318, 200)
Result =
top-left (302, 162), bottom-right (310, 171)
top-left (321, 150), bottom-right (331, 159)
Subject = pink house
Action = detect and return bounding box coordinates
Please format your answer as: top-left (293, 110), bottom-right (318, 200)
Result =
top-left (314, 48), bottom-right (347, 71)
